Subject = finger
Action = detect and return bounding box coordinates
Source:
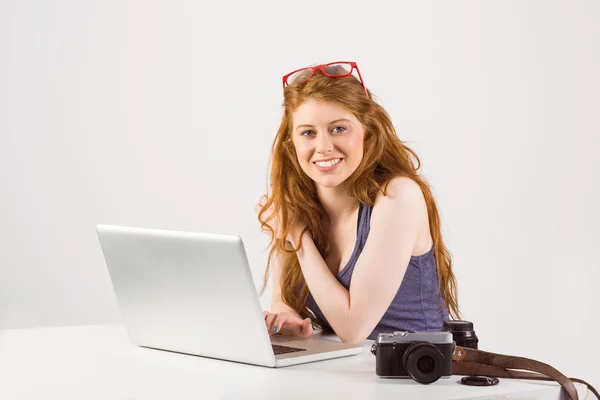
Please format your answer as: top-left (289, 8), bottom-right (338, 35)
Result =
top-left (263, 311), bottom-right (273, 323)
top-left (298, 318), bottom-right (312, 338)
top-left (271, 313), bottom-right (290, 335)
top-left (264, 313), bottom-right (278, 334)
top-left (260, 194), bottom-right (268, 206)
top-left (298, 318), bottom-right (313, 338)
top-left (264, 311), bottom-right (275, 320)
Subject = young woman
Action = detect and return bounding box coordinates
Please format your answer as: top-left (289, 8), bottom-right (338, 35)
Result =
top-left (255, 61), bottom-right (460, 344)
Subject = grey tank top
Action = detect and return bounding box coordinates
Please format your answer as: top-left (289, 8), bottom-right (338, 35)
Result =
top-left (306, 203), bottom-right (449, 340)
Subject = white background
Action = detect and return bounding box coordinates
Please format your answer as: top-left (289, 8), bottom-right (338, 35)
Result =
top-left (1, 0), bottom-right (599, 387)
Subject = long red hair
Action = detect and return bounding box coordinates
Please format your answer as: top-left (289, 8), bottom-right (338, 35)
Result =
top-left (258, 69), bottom-right (460, 329)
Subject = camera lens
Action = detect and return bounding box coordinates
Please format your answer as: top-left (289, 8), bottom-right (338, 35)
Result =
top-left (417, 355), bottom-right (435, 374)
top-left (402, 342), bottom-right (444, 384)
top-left (443, 320), bottom-right (479, 349)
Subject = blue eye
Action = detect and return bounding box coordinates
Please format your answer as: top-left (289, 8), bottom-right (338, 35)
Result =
top-left (300, 126), bottom-right (347, 137)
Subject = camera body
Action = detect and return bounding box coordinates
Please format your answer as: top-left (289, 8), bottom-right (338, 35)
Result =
top-left (374, 331), bottom-right (454, 384)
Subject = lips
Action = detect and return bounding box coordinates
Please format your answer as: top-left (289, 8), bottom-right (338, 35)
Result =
top-left (313, 158), bottom-right (343, 173)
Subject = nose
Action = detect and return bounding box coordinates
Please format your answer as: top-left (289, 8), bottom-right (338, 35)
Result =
top-left (315, 132), bottom-right (333, 155)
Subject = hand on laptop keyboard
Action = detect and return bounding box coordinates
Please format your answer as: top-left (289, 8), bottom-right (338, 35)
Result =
top-left (264, 311), bottom-right (313, 338)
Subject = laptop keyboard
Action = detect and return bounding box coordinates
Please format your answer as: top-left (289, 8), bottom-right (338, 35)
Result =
top-left (272, 344), bottom-right (307, 355)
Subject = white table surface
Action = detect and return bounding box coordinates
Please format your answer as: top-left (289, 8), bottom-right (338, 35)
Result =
top-left (0, 323), bottom-right (588, 400)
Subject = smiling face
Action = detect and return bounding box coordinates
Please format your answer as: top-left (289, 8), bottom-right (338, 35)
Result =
top-left (291, 99), bottom-right (365, 189)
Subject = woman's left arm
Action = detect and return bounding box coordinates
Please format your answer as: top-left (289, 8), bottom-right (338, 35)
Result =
top-left (294, 177), bottom-right (426, 344)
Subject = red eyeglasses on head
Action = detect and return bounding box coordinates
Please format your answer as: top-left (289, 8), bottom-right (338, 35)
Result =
top-left (282, 61), bottom-right (369, 99)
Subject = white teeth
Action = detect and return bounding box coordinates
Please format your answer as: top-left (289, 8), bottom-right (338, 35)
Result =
top-left (315, 158), bottom-right (341, 167)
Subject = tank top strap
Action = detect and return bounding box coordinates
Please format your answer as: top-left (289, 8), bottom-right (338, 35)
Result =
top-left (357, 202), bottom-right (372, 249)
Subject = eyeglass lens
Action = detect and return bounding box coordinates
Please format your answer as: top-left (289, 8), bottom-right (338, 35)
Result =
top-left (286, 63), bottom-right (353, 86)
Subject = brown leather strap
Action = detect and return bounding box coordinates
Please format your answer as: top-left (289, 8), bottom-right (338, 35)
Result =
top-left (571, 378), bottom-right (600, 400)
top-left (453, 346), bottom-right (580, 400)
top-left (452, 360), bottom-right (544, 379)
top-left (453, 361), bottom-right (600, 400)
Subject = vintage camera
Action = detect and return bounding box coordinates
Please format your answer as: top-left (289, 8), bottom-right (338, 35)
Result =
top-left (371, 331), bottom-right (454, 384)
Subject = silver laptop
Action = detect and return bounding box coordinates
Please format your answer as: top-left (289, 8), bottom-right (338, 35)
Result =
top-left (96, 224), bottom-right (362, 367)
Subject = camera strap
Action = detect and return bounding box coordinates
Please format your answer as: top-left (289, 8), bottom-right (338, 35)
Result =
top-left (452, 345), bottom-right (599, 400)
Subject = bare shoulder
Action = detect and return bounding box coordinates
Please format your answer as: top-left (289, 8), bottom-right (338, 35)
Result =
top-left (375, 176), bottom-right (427, 211)
top-left (371, 176), bottom-right (431, 254)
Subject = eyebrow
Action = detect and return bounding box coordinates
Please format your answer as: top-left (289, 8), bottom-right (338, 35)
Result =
top-left (295, 118), bottom-right (352, 130)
